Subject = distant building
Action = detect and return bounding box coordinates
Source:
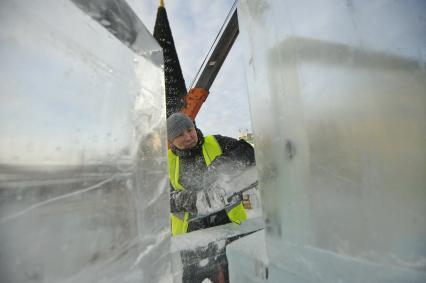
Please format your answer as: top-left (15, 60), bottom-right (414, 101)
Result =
top-left (238, 129), bottom-right (254, 146)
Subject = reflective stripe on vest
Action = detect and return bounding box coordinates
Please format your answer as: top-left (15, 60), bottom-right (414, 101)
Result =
top-left (168, 135), bottom-right (246, 236)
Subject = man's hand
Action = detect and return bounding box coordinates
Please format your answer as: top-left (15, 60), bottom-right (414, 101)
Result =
top-left (196, 187), bottom-right (228, 216)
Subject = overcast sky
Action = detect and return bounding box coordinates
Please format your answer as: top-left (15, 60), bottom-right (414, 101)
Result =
top-left (134, 0), bottom-right (253, 138)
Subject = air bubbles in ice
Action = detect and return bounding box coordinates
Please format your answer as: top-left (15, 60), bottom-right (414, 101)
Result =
top-left (88, 11), bottom-right (101, 19)
top-left (100, 19), bottom-right (111, 27)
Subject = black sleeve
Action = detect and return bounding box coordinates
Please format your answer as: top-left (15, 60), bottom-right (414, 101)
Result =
top-left (214, 135), bottom-right (255, 166)
top-left (201, 136), bottom-right (256, 188)
top-left (169, 184), bottom-right (197, 214)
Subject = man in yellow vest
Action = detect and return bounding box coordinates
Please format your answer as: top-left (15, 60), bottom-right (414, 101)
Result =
top-left (167, 112), bottom-right (255, 283)
top-left (167, 112), bottom-right (255, 237)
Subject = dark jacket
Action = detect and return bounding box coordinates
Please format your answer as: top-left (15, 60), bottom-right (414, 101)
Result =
top-left (169, 129), bottom-right (255, 232)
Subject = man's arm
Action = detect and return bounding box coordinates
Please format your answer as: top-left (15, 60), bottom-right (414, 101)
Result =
top-left (213, 135), bottom-right (255, 167)
top-left (200, 135), bottom-right (256, 190)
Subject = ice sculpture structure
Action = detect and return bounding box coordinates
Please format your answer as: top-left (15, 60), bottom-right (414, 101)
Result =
top-left (229, 0), bottom-right (426, 282)
top-left (0, 0), bottom-right (171, 282)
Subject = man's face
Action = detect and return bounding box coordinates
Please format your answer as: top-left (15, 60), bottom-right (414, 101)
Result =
top-left (171, 127), bottom-right (198, 150)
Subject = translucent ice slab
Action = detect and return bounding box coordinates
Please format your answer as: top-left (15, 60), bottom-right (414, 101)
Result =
top-left (236, 0), bottom-right (426, 282)
top-left (0, 0), bottom-right (170, 282)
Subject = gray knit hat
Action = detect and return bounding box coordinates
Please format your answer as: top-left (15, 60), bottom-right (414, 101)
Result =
top-left (167, 112), bottom-right (195, 141)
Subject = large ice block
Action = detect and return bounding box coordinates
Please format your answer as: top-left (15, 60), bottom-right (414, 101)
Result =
top-left (227, 230), bottom-right (268, 283)
top-left (171, 217), bottom-right (264, 283)
top-left (236, 0), bottom-right (426, 282)
top-left (0, 0), bottom-right (170, 282)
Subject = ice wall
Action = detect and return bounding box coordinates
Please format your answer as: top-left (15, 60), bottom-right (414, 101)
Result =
top-left (237, 0), bottom-right (426, 282)
top-left (0, 0), bottom-right (171, 282)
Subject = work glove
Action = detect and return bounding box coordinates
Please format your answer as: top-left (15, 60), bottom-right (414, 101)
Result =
top-left (195, 187), bottom-right (228, 216)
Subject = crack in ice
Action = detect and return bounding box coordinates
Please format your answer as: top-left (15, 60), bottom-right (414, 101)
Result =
top-left (0, 175), bottom-right (117, 224)
top-left (131, 229), bottom-right (170, 269)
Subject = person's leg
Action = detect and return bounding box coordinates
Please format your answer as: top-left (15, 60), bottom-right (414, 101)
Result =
top-left (210, 254), bottom-right (229, 283)
top-left (181, 249), bottom-right (211, 283)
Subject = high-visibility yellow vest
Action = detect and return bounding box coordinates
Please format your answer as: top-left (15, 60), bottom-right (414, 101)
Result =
top-left (168, 135), bottom-right (247, 236)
